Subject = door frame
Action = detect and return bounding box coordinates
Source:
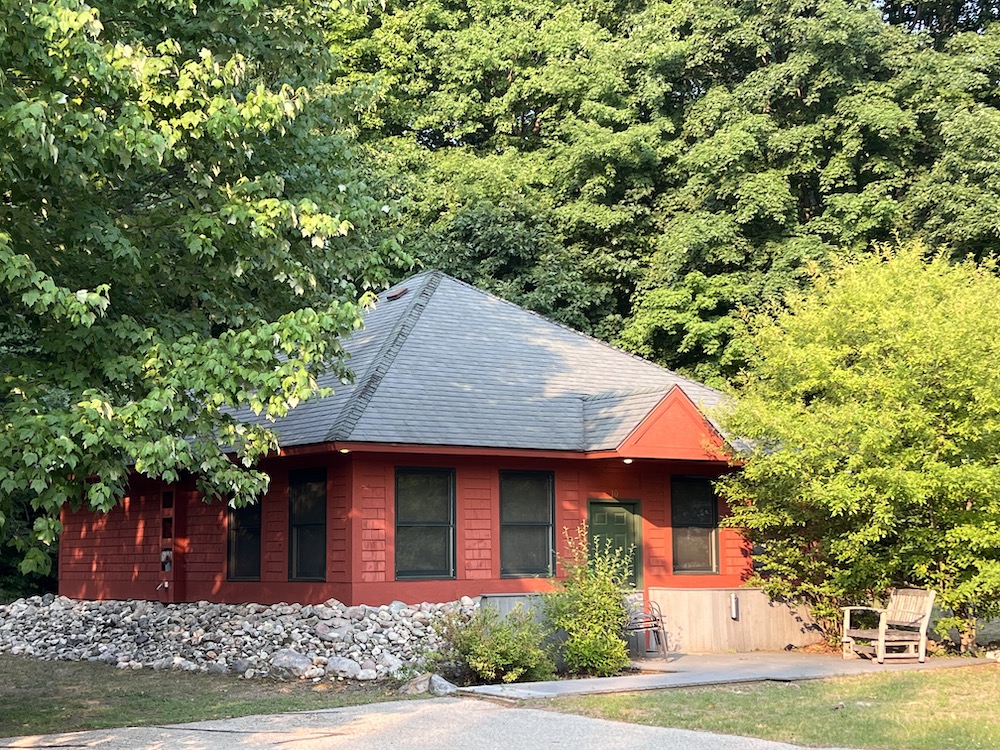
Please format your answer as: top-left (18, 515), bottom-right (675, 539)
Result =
top-left (587, 498), bottom-right (642, 589)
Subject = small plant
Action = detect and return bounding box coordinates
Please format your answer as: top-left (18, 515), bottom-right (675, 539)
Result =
top-left (429, 604), bottom-right (555, 685)
top-left (544, 523), bottom-right (632, 676)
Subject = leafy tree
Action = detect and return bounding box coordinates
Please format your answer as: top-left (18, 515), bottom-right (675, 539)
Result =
top-left (0, 492), bottom-right (57, 602)
top-left (338, 0), bottom-right (1000, 384)
top-left (879, 0), bottom-right (1000, 43)
top-left (0, 0), bottom-right (406, 572)
top-left (717, 246), bottom-right (1000, 651)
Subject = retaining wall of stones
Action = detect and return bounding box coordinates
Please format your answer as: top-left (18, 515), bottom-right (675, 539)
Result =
top-left (0, 594), bottom-right (475, 681)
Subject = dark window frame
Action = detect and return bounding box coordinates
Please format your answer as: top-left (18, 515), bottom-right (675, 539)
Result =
top-left (227, 502), bottom-right (262, 582)
top-left (671, 476), bottom-right (719, 574)
top-left (500, 470), bottom-right (555, 577)
top-left (288, 467), bottom-right (327, 582)
top-left (394, 467), bottom-right (456, 580)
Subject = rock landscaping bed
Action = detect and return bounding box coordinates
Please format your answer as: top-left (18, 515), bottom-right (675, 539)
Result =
top-left (0, 594), bottom-right (474, 683)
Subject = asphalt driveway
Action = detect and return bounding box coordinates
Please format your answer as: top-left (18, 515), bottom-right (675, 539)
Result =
top-left (0, 697), bottom-right (857, 750)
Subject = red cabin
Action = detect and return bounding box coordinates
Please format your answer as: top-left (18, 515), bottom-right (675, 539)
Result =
top-left (59, 272), bottom-right (816, 651)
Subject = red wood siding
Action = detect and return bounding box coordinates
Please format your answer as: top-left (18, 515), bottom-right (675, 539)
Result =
top-left (330, 465), bottom-right (350, 578)
top-left (60, 483), bottom-right (163, 600)
top-left (59, 452), bottom-right (749, 606)
top-left (617, 387), bottom-right (727, 461)
top-left (462, 467), bottom-right (493, 580)
top-left (357, 461), bottom-right (388, 584)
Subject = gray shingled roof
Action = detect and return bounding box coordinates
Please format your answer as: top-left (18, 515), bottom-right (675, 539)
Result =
top-left (267, 271), bottom-right (725, 452)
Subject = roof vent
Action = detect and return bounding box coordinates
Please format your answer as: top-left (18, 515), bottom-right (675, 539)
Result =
top-left (386, 286), bottom-right (409, 301)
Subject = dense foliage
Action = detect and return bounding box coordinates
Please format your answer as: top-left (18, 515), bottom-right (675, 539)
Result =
top-left (0, 0), bottom-right (406, 571)
top-left (333, 0), bottom-right (1000, 384)
top-left (544, 525), bottom-right (632, 676)
top-left (429, 604), bottom-right (555, 684)
top-left (717, 247), bottom-right (1000, 650)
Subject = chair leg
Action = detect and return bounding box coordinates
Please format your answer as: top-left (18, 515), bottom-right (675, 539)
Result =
top-left (876, 637), bottom-right (886, 664)
top-left (655, 624), bottom-right (667, 657)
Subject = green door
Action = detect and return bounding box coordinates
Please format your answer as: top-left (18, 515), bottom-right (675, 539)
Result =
top-left (588, 500), bottom-right (641, 587)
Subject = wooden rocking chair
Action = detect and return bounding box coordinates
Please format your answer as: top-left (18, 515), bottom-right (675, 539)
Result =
top-left (842, 588), bottom-right (936, 664)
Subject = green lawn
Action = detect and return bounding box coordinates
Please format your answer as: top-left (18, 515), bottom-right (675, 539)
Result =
top-left (0, 654), bottom-right (411, 738)
top-left (535, 663), bottom-right (1000, 750)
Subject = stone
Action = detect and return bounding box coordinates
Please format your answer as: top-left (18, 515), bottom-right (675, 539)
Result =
top-left (271, 648), bottom-right (314, 679)
top-left (231, 658), bottom-right (252, 675)
top-left (399, 673), bottom-right (432, 695)
top-left (325, 656), bottom-right (361, 679)
top-left (379, 654), bottom-right (405, 676)
top-left (345, 606), bottom-right (366, 621)
top-left (429, 674), bottom-right (459, 696)
top-left (314, 622), bottom-right (351, 642)
top-left (0, 595), bottom-right (472, 685)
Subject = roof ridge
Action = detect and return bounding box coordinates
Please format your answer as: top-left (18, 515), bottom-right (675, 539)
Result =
top-left (326, 271), bottom-right (444, 441)
top-left (433, 273), bottom-right (723, 398)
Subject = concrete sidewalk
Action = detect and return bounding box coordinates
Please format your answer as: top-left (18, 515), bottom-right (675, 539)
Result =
top-left (460, 650), bottom-right (996, 699)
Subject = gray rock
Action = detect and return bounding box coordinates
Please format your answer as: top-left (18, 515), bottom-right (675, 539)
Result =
top-left (271, 648), bottom-right (314, 679)
top-left (325, 656), bottom-right (362, 679)
top-left (379, 654), bottom-right (405, 676)
top-left (231, 657), bottom-right (252, 674)
top-left (314, 621), bottom-right (352, 642)
top-left (0, 595), bottom-right (470, 685)
top-left (429, 674), bottom-right (459, 696)
top-left (399, 673), bottom-right (432, 695)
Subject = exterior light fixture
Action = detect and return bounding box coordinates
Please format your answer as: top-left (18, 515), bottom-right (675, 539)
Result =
top-left (622, 458), bottom-right (633, 465)
top-left (339, 448), bottom-right (351, 454)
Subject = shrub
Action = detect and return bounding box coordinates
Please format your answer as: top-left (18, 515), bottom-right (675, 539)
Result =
top-left (544, 524), bottom-right (632, 676)
top-left (430, 604), bottom-right (555, 685)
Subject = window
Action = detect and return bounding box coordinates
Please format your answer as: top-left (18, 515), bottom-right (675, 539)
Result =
top-left (395, 468), bottom-right (455, 579)
top-left (227, 503), bottom-right (261, 581)
top-left (500, 471), bottom-right (554, 576)
top-left (671, 477), bottom-right (718, 574)
top-left (289, 468), bottom-right (326, 581)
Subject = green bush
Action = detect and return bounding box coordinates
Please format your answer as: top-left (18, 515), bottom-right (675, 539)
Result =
top-left (544, 524), bottom-right (632, 676)
top-left (430, 604), bottom-right (555, 685)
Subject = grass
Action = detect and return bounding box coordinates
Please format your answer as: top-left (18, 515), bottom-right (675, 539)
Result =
top-left (534, 663), bottom-right (1000, 750)
top-left (0, 654), bottom-right (413, 738)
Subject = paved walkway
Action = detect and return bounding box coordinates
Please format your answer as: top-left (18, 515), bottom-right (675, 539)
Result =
top-left (1, 653), bottom-right (993, 750)
top-left (461, 649), bottom-right (994, 699)
top-left (0, 698), bottom-right (858, 750)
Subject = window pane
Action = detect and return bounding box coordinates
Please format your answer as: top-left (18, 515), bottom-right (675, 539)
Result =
top-left (230, 503), bottom-right (261, 529)
top-left (228, 504), bottom-right (261, 581)
top-left (671, 478), bottom-right (716, 526)
top-left (289, 468), bottom-right (326, 581)
top-left (501, 526), bottom-right (550, 575)
top-left (291, 525), bottom-right (326, 579)
top-left (396, 471), bottom-right (452, 523)
top-left (500, 473), bottom-right (552, 523)
top-left (673, 527), bottom-right (717, 572)
top-left (500, 471), bottom-right (553, 577)
top-left (290, 477), bottom-right (326, 525)
top-left (396, 526), bottom-right (450, 576)
top-left (229, 528), bottom-right (261, 580)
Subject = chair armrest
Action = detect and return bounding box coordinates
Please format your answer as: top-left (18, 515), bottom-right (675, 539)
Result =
top-left (842, 606), bottom-right (885, 633)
